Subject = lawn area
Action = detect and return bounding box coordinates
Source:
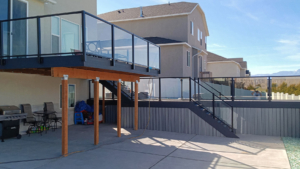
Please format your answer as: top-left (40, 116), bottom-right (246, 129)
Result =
top-left (283, 137), bottom-right (300, 169)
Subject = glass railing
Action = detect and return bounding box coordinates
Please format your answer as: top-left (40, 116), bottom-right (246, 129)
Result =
top-left (234, 77), bottom-right (268, 101)
top-left (192, 79), bottom-right (233, 129)
top-left (198, 78), bottom-right (231, 100)
top-left (0, 11), bottom-right (160, 72)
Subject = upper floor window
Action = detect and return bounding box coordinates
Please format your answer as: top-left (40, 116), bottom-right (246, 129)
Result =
top-left (187, 51), bottom-right (190, 66)
top-left (190, 21), bottom-right (194, 35)
top-left (205, 37), bottom-right (207, 49)
top-left (197, 29), bottom-right (200, 41)
top-left (200, 31), bottom-right (203, 45)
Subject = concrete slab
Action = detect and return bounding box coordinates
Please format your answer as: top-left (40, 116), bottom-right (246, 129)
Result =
top-left (0, 124), bottom-right (291, 169)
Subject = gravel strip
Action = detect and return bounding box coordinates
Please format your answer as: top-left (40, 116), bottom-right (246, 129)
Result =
top-left (282, 137), bottom-right (300, 169)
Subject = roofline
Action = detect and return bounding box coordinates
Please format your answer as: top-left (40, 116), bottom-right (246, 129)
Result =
top-left (207, 61), bottom-right (245, 70)
top-left (102, 3), bottom-right (209, 36)
top-left (156, 42), bottom-right (191, 48)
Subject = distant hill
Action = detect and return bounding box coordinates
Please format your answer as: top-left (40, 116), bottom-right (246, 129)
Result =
top-left (254, 69), bottom-right (300, 76)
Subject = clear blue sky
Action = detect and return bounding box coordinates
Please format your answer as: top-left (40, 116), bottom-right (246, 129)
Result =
top-left (97, 0), bottom-right (300, 75)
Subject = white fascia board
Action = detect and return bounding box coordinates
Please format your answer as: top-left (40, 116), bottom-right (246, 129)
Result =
top-left (108, 13), bottom-right (190, 23)
top-left (157, 42), bottom-right (191, 48)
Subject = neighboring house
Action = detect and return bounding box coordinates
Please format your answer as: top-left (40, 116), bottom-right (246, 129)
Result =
top-left (98, 2), bottom-right (209, 78)
top-left (206, 52), bottom-right (250, 77)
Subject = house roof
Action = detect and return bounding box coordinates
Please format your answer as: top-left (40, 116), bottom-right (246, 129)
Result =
top-left (207, 52), bottom-right (247, 69)
top-left (144, 37), bottom-right (183, 44)
top-left (98, 2), bottom-right (209, 36)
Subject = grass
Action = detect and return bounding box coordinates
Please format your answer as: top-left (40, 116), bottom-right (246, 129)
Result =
top-left (282, 137), bottom-right (300, 169)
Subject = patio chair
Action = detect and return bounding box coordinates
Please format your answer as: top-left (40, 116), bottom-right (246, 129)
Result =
top-left (21, 104), bottom-right (42, 136)
top-left (44, 102), bottom-right (62, 131)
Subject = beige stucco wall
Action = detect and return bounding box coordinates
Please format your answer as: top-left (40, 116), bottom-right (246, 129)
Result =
top-left (188, 7), bottom-right (207, 50)
top-left (110, 15), bottom-right (188, 43)
top-left (158, 45), bottom-right (185, 77)
top-left (207, 62), bottom-right (241, 77)
top-left (0, 72), bottom-right (89, 133)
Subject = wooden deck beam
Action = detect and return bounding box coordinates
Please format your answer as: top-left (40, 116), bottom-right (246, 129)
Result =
top-left (52, 67), bottom-right (139, 82)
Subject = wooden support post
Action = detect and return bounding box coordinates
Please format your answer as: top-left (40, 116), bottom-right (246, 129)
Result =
top-left (102, 85), bottom-right (105, 123)
top-left (61, 75), bottom-right (68, 156)
top-left (134, 81), bottom-right (138, 130)
top-left (117, 80), bottom-right (122, 137)
top-left (94, 77), bottom-right (100, 145)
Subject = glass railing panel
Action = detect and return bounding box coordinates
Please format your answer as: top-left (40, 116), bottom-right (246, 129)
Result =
top-left (199, 78), bottom-right (231, 100)
top-left (114, 27), bottom-right (132, 63)
top-left (134, 36), bottom-right (147, 67)
top-left (40, 14), bottom-right (82, 56)
top-left (214, 96), bottom-right (232, 127)
top-left (138, 78), bottom-right (159, 100)
top-left (198, 83), bottom-right (213, 112)
top-left (149, 43), bottom-right (159, 69)
top-left (271, 76), bottom-right (300, 101)
top-left (85, 14), bottom-right (112, 58)
top-left (161, 78), bottom-right (190, 101)
top-left (1, 18), bottom-right (38, 58)
top-left (234, 77), bottom-right (268, 100)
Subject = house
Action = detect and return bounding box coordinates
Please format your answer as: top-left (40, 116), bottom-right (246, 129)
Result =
top-left (98, 2), bottom-right (209, 78)
top-left (206, 52), bottom-right (250, 77)
top-left (0, 0), bottom-right (160, 155)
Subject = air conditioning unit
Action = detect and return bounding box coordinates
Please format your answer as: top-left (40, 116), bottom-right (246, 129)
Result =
top-left (40, 0), bottom-right (57, 4)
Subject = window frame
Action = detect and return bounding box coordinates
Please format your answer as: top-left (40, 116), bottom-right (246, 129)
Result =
top-left (197, 29), bottom-right (200, 41)
top-left (190, 21), bottom-right (194, 36)
top-left (187, 51), bottom-right (190, 67)
top-left (59, 84), bottom-right (76, 109)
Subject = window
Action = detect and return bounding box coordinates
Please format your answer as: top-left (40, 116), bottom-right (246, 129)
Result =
top-left (60, 84), bottom-right (76, 108)
top-left (205, 36), bottom-right (207, 49)
top-left (187, 51), bottom-right (190, 66)
top-left (197, 29), bottom-right (200, 41)
top-left (200, 31), bottom-right (203, 45)
top-left (190, 21), bottom-right (194, 35)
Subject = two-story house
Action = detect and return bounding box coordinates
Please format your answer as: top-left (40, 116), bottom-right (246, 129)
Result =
top-left (98, 2), bottom-right (209, 78)
top-left (0, 0), bottom-right (160, 155)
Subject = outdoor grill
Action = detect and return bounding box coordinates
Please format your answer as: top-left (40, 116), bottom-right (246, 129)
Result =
top-left (0, 106), bottom-right (27, 142)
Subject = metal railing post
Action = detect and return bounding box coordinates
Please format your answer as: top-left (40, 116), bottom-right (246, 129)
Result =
top-left (159, 78), bottom-right (161, 101)
top-left (189, 78), bottom-right (192, 102)
top-left (147, 42), bottom-right (150, 72)
top-left (268, 76), bottom-right (272, 102)
top-left (231, 78), bottom-right (235, 101)
top-left (198, 78), bottom-right (200, 101)
top-left (181, 79), bottom-right (183, 100)
top-left (37, 17), bottom-right (42, 64)
top-left (132, 34), bottom-right (135, 70)
top-left (0, 21), bottom-right (3, 65)
top-left (159, 47), bottom-right (161, 74)
top-left (111, 25), bottom-right (115, 66)
top-left (231, 106), bottom-right (234, 132)
top-left (212, 93), bottom-right (215, 118)
top-left (81, 11), bottom-right (86, 62)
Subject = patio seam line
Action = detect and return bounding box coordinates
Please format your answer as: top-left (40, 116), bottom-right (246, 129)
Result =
top-left (100, 147), bottom-right (166, 157)
top-left (33, 159), bottom-right (60, 169)
top-left (148, 134), bottom-right (197, 169)
top-left (166, 156), bottom-right (290, 169)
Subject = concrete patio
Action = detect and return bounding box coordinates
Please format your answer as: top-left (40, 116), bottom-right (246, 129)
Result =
top-left (0, 124), bottom-right (290, 169)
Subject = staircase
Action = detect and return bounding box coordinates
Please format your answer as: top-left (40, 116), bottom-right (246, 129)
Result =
top-left (100, 79), bottom-right (238, 138)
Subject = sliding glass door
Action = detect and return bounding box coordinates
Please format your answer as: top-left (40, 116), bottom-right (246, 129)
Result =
top-left (0, 0), bottom-right (10, 56)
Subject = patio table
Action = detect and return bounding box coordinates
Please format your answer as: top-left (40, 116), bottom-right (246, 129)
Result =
top-left (34, 111), bottom-right (56, 133)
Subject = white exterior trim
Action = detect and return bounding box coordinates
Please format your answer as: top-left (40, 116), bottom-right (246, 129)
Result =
top-left (156, 42), bottom-right (191, 48)
top-left (107, 12), bottom-right (190, 23)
